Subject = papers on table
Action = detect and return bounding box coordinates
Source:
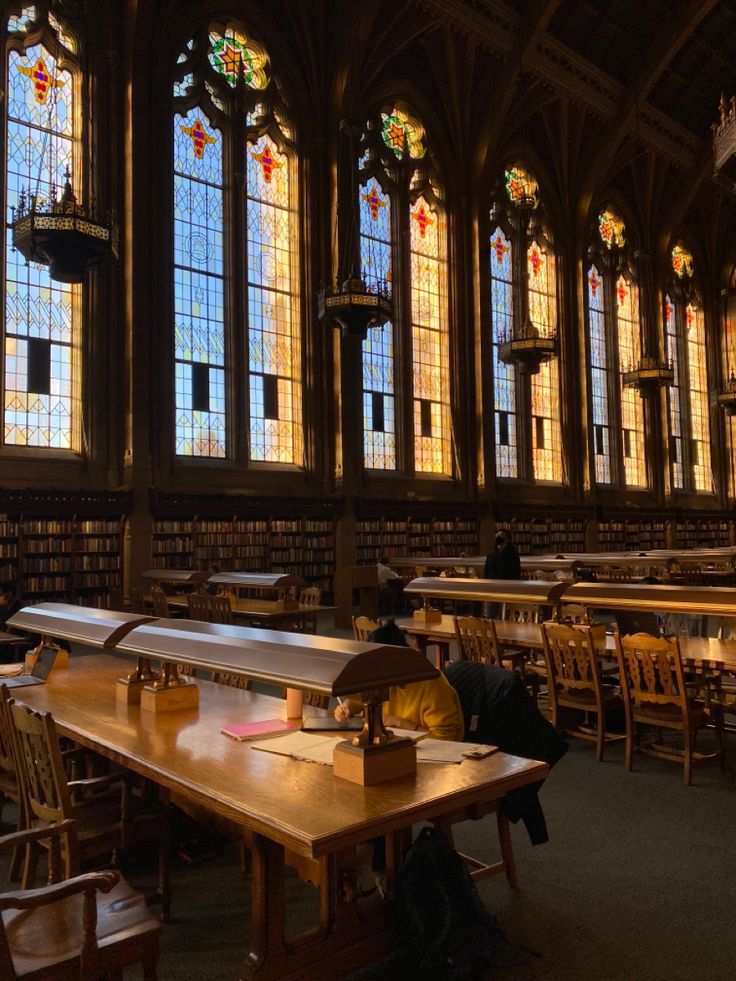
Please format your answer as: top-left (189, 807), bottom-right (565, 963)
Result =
top-left (386, 727), bottom-right (427, 742)
top-left (416, 740), bottom-right (499, 764)
top-left (250, 731), bottom-right (498, 767)
top-left (250, 730), bottom-right (341, 765)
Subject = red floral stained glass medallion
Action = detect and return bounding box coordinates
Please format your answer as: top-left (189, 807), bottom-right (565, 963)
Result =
top-left (251, 144), bottom-right (282, 183)
top-left (18, 56), bottom-right (63, 104)
top-left (411, 202), bottom-right (434, 238)
top-left (362, 184), bottom-right (388, 221)
top-left (180, 117), bottom-right (216, 159)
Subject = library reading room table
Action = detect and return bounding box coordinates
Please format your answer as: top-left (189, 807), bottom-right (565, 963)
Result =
top-left (166, 594), bottom-right (337, 629)
top-left (15, 654), bottom-right (547, 980)
top-left (397, 615), bottom-right (736, 673)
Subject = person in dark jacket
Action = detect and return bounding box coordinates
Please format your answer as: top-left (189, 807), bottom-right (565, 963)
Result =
top-left (483, 531), bottom-right (522, 580)
top-left (444, 660), bottom-right (568, 845)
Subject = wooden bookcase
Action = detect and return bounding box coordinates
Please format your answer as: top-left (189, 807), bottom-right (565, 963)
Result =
top-left (0, 491), bottom-right (130, 606)
top-left (149, 496), bottom-right (339, 593)
top-left (496, 514), bottom-right (587, 555)
top-left (355, 506), bottom-right (483, 565)
top-left (676, 514), bottom-right (731, 548)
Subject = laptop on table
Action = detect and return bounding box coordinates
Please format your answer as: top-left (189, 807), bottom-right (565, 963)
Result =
top-left (0, 645), bottom-right (58, 688)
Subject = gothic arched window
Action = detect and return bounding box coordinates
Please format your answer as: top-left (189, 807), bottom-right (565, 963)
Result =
top-left (173, 24), bottom-right (302, 464)
top-left (489, 165), bottom-right (562, 482)
top-left (585, 209), bottom-right (647, 487)
top-left (665, 244), bottom-right (712, 492)
top-left (358, 106), bottom-right (451, 475)
top-left (4, 5), bottom-right (81, 449)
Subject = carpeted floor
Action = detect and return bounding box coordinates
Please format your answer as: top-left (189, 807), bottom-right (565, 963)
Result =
top-left (98, 726), bottom-right (734, 981)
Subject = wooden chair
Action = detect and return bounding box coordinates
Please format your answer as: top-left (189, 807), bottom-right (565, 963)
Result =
top-left (558, 603), bottom-right (588, 624)
top-left (128, 586), bottom-right (146, 614)
top-left (0, 819), bottom-right (160, 980)
top-left (352, 616), bottom-right (380, 642)
top-left (207, 593), bottom-right (233, 625)
top-left (615, 632), bottom-right (723, 785)
top-left (186, 590), bottom-right (210, 622)
top-left (299, 587), bottom-right (322, 607)
top-left (150, 586), bottom-right (171, 619)
top-left (294, 587), bottom-right (322, 634)
top-left (0, 687), bottom-right (25, 880)
top-left (454, 616), bottom-right (525, 675)
top-left (541, 622), bottom-right (625, 762)
top-left (9, 700), bottom-right (171, 921)
top-left (500, 603), bottom-right (540, 623)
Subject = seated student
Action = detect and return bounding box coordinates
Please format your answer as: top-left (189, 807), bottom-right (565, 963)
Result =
top-left (335, 620), bottom-right (464, 740)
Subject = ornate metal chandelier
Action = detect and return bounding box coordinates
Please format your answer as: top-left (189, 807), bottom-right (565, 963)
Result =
top-left (622, 355), bottom-right (675, 397)
top-left (11, 167), bottom-right (117, 284)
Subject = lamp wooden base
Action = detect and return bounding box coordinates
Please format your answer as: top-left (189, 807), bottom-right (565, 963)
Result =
top-left (333, 738), bottom-right (416, 785)
top-left (140, 681), bottom-right (199, 713)
top-left (116, 677), bottom-right (148, 705)
top-left (413, 608), bottom-right (442, 625)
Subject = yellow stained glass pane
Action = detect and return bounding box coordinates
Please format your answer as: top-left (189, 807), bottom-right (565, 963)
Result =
top-left (411, 195), bottom-right (450, 475)
top-left (528, 242), bottom-right (561, 481)
top-left (686, 304), bottom-right (712, 491)
top-left (616, 276), bottom-right (646, 487)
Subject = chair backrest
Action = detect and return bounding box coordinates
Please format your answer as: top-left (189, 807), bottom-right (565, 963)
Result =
top-left (500, 603), bottom-right (541, 623)
top-left (300, 587), bottom-right (322, 607)
top-left (9, 700), bottom-right (72, 827)
top-left (717, 617), bottom-right (736, 640)
top-left (210, 671), bottom-right (251, 690)
top-left (541, 621), bottom-right (603, 696)
top-left (559, 603), bottom-right (588, 624)
top-left (352, 615), bottom-right (380, 641)
top-left (0, 686), bottom-right (20, 799)
top-left (128, 585), bottom-right (146, 614)
top-left (615, 632), bottom-right (688, 716)
top-left (150, 585), bottom-right (171, 619)
top-left (187, 590), bottom-right (210, 622)
top-left (208, 593), bottom-right (233, 625)
top-left (453, 616), bottom-right (502, 666)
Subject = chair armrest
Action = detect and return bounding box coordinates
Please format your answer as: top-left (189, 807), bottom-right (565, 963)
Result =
top-left (67, 773), bottom-right (125, 794)
top-left (0, 869), bottom-right (119, 912)
top-left (0, 819), bottom-right (77, 855)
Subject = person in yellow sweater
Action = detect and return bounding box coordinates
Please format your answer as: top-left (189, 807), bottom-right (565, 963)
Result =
top-left (335, 620), bottom-right (464, 741)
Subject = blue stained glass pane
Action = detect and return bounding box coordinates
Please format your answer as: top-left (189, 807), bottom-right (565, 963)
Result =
top-left (490, 227), bottom-right (517, 477)
top-left (361, 176), bottom-right (396, 470)
top-left (173, 105), bottom-right (226, 457)
top-left (4, 43), bottom-right (77, 449)
top-left (587, 265), bottom-right (611, 483)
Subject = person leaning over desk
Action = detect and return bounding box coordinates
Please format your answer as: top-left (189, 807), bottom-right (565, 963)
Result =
top-left (334, 621), bottom-right (464, 740)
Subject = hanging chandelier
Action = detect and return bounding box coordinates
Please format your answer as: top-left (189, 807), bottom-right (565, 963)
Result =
top-left (318, 120), bottom-right (392, 340)
top-left (11, 167), bottom-right (118, 284)
top-left (496, 165), bottom-right (558, 376)
top-left (622, 355), bottom-right (674, 396)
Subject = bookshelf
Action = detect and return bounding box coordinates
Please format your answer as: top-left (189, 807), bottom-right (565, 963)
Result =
top-left (73, 518), bottom-right (124, 599)
top-left (355, 512), bottom-right (481, 563)
top-left (0, 492), bottom-right (130, 605)
top-left (496, 515), bottom-right (586, 555)
top-left (152, 519), bottom-right (194, 569)
top-left (676, 515), bottom-right (730, 548)
top-left (597, 518), bottom-right (667, 552)
top-left (148, 499), bottom-right (338, 592)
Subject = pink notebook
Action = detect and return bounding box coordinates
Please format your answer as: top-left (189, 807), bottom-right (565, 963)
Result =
top-left (220, 718), bottom-right (299, 741)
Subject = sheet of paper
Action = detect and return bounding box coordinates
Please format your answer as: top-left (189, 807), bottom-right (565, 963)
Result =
top-left (386, 727), bottom-right (428, 743)
top-left (250, 730), bottom-right (341, 765)
top-left (415, 739), bottom-right (470, 764)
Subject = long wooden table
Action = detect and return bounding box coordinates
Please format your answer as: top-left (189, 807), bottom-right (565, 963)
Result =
top-left (16, 654), bottom-right (547, 980)
top-left (397, 616), bottom-right (736, 673)
top-left (166, 594), bottom-right (337, 628)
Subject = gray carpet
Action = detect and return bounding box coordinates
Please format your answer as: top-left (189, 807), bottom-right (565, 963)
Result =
top-left (96, 728), bottom-right (734, 981)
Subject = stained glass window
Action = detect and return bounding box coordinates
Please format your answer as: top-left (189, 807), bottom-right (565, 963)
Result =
top-left (490, 228), bottom-right (517, 478)
top-left (528, 241), bottom-right (562, 482)
top-left (686, 302), bottom-right (711, 491)
top-left (665, 247), bottom-right (712, 493)
top-left (4, 29), bottom-right (80, 450)
top-left (588, 265), bottom-right (611, 482)
top-left (598, 210), bottom-right (625, 250)
top-left (173, 108), bottom-right (225, 457)
top-left (665, 294), bottom-right (683, 488)
top-left (616, 276), bottom-right (646, 487)
top-left (173, 26), bottom-right (302, 465)
top-left (489, 166), bottom-right (562, 484)
top-left (411, 195), bottom-right (451, 474)
top-left (380, 107), bottom-right (425, 160)
top-left (360, 179), bottom-right (395, 469)
top-left (246, 134), bottom-right (302, 463)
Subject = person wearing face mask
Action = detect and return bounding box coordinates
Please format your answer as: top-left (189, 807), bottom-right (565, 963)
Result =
top-left (484, 531), bottom-right (522, 581)
top-left (483, 531), bottom-right (521, 618)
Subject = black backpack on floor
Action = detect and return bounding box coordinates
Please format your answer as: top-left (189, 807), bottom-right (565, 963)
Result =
top-left (395, 826), bottom-right (502, 980)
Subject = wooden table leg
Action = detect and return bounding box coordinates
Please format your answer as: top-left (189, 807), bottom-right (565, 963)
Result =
top-left (241, 832), bottom-right (399, 981)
